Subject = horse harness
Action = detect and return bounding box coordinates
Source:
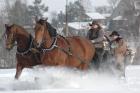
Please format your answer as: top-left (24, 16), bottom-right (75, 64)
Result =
top-left (40, 35), bottom-right (88, 65)
top-left (59, 36), bottom-right (88, 64)
top-left (16, 34), bottom-right (34, 56)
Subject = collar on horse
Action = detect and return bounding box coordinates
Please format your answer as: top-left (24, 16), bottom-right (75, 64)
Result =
top-left (17, 34), bottom-right (33, 55)
top-left (41, 35), bottom-right (72, 54)
top-left (41, 36), bottom-right (58, 53)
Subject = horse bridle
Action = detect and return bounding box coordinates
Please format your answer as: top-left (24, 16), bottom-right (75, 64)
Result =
top-left (4, 28), bottom-right (16, 48)
top-left (5, 27), bottom-right (34, 55)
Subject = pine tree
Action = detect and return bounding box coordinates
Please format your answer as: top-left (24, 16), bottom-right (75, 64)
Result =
top-left (79, 0), bottom-right (93, 12)
top-left (67, 0), bottom-right (86, 22)
top-left (28, 0), bottom-right (48, 18)
top-left (51, 0), bottom-right (86, 28)
top-left (8, 0), bottom-right (32, 25)
top-left (107, 0), bottom-right (119, 11)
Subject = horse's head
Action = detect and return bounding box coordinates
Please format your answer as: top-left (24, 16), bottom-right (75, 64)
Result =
top-left (34, 18), bottom-right (56, 48)
top-left (34, 19), bottom-right (47, 48)
top-left (4, 24), bottom-right (16, 50)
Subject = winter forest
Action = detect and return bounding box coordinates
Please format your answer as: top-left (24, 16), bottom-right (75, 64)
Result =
top-left (0, 0), bottom-right (140, 92)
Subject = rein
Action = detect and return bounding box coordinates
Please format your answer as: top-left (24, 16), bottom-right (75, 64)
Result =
top-left (104, 35), bottom-right (112, 50)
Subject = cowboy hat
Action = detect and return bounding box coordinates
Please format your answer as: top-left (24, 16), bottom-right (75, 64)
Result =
top-left (109, 31), bottom-right (120, 37)
top-left (89, 21), bottom-right (98, 26)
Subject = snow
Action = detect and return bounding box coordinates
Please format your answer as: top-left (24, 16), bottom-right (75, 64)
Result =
top-left (65, 21), bottom-right (107, 37)
top-left (102, 13), bottom-right (111, 18)
top-left (68, 22), bottom-right (107, 30)
top-left (0, 65), bottom-right (139, 93)
top-left (86, 13), bottom-right (105, 20)
top-left (68, 22), bottom-right (89, 30)
top-left (113, 16), bottom-right (127, 20)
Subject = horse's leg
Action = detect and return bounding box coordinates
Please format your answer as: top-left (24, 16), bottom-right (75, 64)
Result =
top-left (82, 63), bottom-right (89, 70)
top-left (15, 63), bottom-right (24, 79)
top-left (115, 55), bottom-right (125, 77)
top-left (78, 63), bottom-right (88, 70)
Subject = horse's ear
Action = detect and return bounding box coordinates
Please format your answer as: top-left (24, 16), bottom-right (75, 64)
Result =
top-left (45, 17), bottom-right (48, 21)
top-left (5, 24), bottom-right (9, 28)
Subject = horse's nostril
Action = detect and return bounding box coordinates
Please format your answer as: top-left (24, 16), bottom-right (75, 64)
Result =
top-left (36, 43), bottom-right (39, 46)
top-left (34, 41), bottom-right (39, 46)
top-left (36, 43), bottom-right (40, 48)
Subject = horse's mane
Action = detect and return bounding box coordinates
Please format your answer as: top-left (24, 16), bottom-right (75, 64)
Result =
top-left (37, 19), bottom-right (57, 37)
top-left (37, 19), bottom-right (53, 30)
top-left (13, 24), bottom-right (29, 34)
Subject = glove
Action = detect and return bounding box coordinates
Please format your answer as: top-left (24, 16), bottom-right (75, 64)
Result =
top-left (103, 36), bottom-right (107, 41)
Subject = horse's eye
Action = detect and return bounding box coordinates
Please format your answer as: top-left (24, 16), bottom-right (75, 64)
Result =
top-left (34, 27), bottom-right (40, 32)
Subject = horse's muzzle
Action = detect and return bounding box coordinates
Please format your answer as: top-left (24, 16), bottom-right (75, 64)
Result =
top-left (5, 45), bottom-right (12, 51)
top-left (34, 41), bottom-right (41, 48)
top-left (5, 43), bottom-right (13, 51)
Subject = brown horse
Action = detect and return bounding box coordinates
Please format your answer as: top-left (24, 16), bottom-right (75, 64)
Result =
top-left (34, 19), bottom-right (95, 70)
top-left (4, 24), bottom-right (41, 79)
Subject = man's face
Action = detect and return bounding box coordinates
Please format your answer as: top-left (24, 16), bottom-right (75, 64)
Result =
top-left (91, 24), bottom-right (98, 29)
top-left (111, 35), bottom-right (118, 40)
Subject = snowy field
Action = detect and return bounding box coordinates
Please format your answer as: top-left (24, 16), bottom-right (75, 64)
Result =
top-left (0, 65), bottom-right (140, 93)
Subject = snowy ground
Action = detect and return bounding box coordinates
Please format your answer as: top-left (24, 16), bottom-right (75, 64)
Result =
top-left (0, 65), bottom-right (140, 93)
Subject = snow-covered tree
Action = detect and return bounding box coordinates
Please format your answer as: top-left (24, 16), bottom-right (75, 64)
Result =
top-left (79, 0), bottom-right (93, 12)
top-left (107, 0), bottom-right (119, 11)
top-left (28, 0), bottom-right (48, 18)
top-left (8, 0), bottom-right (32, 25)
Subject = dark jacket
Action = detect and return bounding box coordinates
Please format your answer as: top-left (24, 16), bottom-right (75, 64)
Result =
top-left (87, 28), bottom-right (104, 43)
